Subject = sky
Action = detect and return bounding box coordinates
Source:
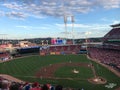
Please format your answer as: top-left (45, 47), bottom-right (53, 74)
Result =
top-left (0, 0), bottom-right (120, 39)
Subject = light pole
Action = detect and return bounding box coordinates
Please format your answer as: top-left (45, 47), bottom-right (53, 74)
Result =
top-left (71, 16), bottom-right (75, 44)
top-left (64, 15), bottom-right (67, 40)
top-left (46, 40), bottom-right (48, 45)
top-left (41, 40), bottom-right (44, 45)
top-left (0, 34), bottom-right (7, 44)
top-left (85, 31), bottom-right (91, 54)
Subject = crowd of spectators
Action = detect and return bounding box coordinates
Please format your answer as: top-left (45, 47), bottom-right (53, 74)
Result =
top-left (0, 76), bottom-right (64, 90)
top-left (0, 76), bottom-right (85, 90)
top-left (0, 52), bottom-right (11, 62)
top-left (88, 47), bottom-right (120, 72)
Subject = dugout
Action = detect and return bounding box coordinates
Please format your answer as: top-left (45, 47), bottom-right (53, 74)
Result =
top-left (77, 49), bottom-right (88, 54)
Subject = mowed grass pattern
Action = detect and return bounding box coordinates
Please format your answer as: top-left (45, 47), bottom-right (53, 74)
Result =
top-left (0, 55), bottom-right (88, 76)
top-left (0, 55), bottom-right (120, 90)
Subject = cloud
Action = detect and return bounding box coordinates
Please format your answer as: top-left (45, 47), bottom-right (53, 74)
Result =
top-left (56, 23), bottom-right (111, 38)
top-left (112, 20), bottom-right (120, 24)
top-left (85, 31), bottom-right (92, 35)
top-left (101, 17), bottom-right (110, 22)
top-left (0, 0), bottom-right (95, 18)
top-left (16, 25), bottom-right (51, 30)
top-left (56, 23), bottom-right (110, 29)
top-left (2, 2), bottom-right (23, 10)
top-left (0, 11), bottom-right (5, 16)
top-left (0, 0), bottom-right (120, 19)
top-left (6, 11), bottom-right (27, 19)
top-left (60, 31), bottom-right (71, 34)
top-left (97, 0), bottom-right (120, 9)
top-left (16, 25), bottom-right (28, 29)
top-left (74, 30), bottom-right (108, 38)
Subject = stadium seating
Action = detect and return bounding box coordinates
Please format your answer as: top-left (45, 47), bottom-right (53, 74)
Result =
top-left (98, 24), bottom-right (120, 71)
top-left (88, 47), bottom-right (120, 72)
top-left (0, 52), bottom-right (10, 61)
top-left (40, 45), bottom-right (81, 55)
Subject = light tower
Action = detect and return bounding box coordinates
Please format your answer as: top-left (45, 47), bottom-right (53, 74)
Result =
top-left (0, 34), bottom-right (7, 44)
top-left (64, 15), bottom-right (67, 39)
top-left (71, 16), bottom-right (75, 44)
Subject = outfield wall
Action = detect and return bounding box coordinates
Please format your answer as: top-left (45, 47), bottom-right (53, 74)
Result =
top-left (40, 44), bottom-right (81, 56)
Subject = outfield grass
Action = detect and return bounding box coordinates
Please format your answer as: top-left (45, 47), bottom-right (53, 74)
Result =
top-left (0, 55), bottom-right (120, 90)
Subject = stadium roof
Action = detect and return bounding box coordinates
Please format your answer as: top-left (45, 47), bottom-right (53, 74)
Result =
top-left (110, 23), bottom-right (120, 28)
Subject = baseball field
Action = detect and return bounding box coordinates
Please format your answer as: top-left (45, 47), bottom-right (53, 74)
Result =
top-left (0, 55), bottom-right (120, 90)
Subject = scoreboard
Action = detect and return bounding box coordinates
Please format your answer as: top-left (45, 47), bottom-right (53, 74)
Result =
top-left (51, 38), bottom-right (66, 45)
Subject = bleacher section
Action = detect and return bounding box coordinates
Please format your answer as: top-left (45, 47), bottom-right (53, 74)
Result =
top-left (89, 47), bottom-right (120, 72)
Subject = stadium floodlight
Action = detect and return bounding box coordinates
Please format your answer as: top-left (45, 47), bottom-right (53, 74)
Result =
top-left (46, 40), bottom-right (48, 45)
top-left (0, 34), bottom-right (8, 44)
top-left (41, 40), bottom-right (44, 45)
top-left (0, 34), bottom-right (8, 38)
top-left (71, 16), bottom-right (74, 23)
top-left (85, 32), bottom-right (89, 54)
top-left (71, 16), bottom-right (75, 44)
top-left (64, 15), bottom-right (67, 24)
top-left (63, 15), bottom-right (76, 42)
top-left (64, 15), bottom-right (68, 40)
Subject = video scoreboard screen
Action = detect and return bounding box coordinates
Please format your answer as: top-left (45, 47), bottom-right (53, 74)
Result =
top-left (51, 38), bottom-right (66, 45)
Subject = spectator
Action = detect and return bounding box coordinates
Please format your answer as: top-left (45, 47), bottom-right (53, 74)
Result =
top-left (1, 79), bottom-right (10, 90)
top-left (55, 85), bottom-right (63, 90)
top-left (23, 82), bottom-right (31, 90)
top-left (42, 84), bottom-right (48, 90)
top-left (9, 82), bottom-right (20, 90)
top-left (30, 82), bottom-right (41, 90)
